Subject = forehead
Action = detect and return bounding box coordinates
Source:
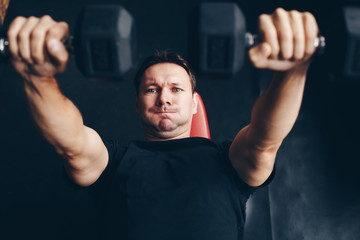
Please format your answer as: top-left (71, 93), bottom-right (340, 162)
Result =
top-left (141, 63), bottom-right (191, 86)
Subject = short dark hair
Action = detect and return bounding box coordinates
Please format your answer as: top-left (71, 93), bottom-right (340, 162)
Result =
top-left (133, 50), bottom-right (196, 95)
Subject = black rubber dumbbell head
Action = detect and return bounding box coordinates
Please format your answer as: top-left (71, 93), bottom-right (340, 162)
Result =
top-left (74, 4), bottom-right (137, 80)
top-left (199, 2), bottom-right (246, 76)
top-left (198, 2), bottom-right (325, 77)
top-left (0, 4), bottom-right (137, 80)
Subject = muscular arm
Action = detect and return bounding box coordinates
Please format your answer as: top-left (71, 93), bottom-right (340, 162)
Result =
top-left (24, 76), bottom-right (108, 186)
top-left (230, 67), bottom-right (308, 186)
top-left (9, 16), bottom-right (108, 186)
top-left (229, 9), bottom-right (318, 186)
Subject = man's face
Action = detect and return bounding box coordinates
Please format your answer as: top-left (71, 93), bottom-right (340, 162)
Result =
top-left (136, 63), bottom-right (198, 141)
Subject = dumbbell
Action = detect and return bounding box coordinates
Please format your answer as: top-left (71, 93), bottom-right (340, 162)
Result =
top-left (198, 2), bottom-right (325, 76)
top-left (0, 4), bottom-right (137, 80)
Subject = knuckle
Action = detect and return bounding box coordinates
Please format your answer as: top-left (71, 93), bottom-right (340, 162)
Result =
top-left (273, 8), bottom-right (290, 23)
top-left (8, 17), bottom-right (25, 38)
top-left (275, 7), bottom-right (284, 13)
top-left (259, 14), bottom-right (270, 23)
top-left (14, 16), bottom-right (25, 21)
top-left (303, 11), bottom-right (317, 26)
top-left (13, 16), bottom-right (26, 24)
top-left (28, 16), bottom-right (39, 22)
top-left (58, 21), bottom-right (69, 32)
top-left (274, 8), bottom-right (286, 16)
top-left (41, 15), bottom-right (53, 21)
top-left (289, 10), bottom-right (301, 18)
top-left (303, 11), bottom-right (314, 19)
top-left (58, 21), bottom-right (69, 28)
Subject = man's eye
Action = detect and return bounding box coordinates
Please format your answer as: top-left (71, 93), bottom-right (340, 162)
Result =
top-left (173, 88), bottom-right (182, 93)
top-left (146, 89), bottom-right (157, 93)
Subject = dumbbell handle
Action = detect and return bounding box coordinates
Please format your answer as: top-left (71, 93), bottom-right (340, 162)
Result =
top-left (1, 33), bottom-right (325, 58)
top-left (245, 33), bottom-right (326, 54)
top-left (0, 37), bottom-right (74, 59)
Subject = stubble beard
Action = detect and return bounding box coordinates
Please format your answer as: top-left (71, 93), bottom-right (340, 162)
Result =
top-left (144, 114), bottom-right (190, 139)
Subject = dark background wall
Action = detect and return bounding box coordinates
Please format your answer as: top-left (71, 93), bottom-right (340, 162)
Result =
top-left (1, 0), bottom-right (360, 239)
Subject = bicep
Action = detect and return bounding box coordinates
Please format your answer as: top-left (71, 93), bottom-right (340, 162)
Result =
top-left (229, 125), bottom-right (277, 187)
top-left (63, 126), bottom-right (109, 187)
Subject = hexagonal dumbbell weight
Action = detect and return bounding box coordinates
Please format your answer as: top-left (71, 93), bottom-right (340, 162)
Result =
top-left (0, 4), bottom-right (137, 80)
top-left (198, 2), bottom-right (325, 76)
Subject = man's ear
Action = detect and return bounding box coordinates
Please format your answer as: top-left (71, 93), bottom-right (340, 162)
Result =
top-left (192, 92), bottom-right (198, 115)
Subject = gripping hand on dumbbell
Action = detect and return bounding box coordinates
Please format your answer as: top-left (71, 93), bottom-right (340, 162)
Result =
top-left (8, 15), bottom-right (69, 80)
top-left (248, 8), bottom-right (319, 72)
top-left (6, 13), bottom-right (109, 187)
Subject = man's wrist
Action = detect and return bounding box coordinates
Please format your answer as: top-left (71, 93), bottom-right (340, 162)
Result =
top-left (272, 62), bottom-right (310, 82)
top-left (23, 75), bottom-right (58, 94)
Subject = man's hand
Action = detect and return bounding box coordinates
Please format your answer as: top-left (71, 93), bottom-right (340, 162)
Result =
top-left (8, 15), bottom-right (69, 80)
top-left (248, 8), bottom-right (319, 72)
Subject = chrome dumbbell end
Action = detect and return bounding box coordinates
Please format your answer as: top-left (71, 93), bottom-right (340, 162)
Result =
top-left (314, 34), bottom-right (326, 55)
top-left (0, 38), bottom-right (9, 58)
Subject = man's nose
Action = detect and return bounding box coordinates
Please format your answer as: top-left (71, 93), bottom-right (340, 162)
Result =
top-left (157, 89), bottom-right (172, 106)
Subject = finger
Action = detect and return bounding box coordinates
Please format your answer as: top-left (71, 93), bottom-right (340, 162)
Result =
top-left (7, 16), bottom-right (27, 60)
top-left (30, 15), bottom-right (57, 64)
top-left (265, 59), bottom-right (299, 71)
top-left (46, 38), bottom-right (68, 72)
top-left (248, 42), bottom-right (272, 69)
top-left (17, 16), bottom-right (40, 64)
top-left (272, 8), bottom-right (293, 60)
top-left (303, 11), bottom-right (319, 58)
top-left (45, 21), bottom-right (69, 72)
top-left (258, 13), bottom-right (279, 59)
top-left (249, 43), bottom-right (299, 71)
top-left (289, 10), bottom-right (305, 60)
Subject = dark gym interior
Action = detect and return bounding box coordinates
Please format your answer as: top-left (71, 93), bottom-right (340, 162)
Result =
top-left (1, 0), bottom-right (360, 239)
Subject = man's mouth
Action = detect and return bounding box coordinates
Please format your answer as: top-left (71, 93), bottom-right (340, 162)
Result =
top-left (151, 108), bottom-right (177, 114)
top-left (154, 111), bottom-right (176, 114)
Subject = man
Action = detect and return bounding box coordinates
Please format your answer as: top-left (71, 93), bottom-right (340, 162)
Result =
top-left (8, 8), bottom-right (319, 239)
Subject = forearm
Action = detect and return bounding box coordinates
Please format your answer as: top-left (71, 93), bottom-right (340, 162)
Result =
top-left (248, 65), bottom-right (309, 149)
top-left (229, 9), bottom-right (318, 186)
top-left (24, 75), bottom-right (86, 159)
